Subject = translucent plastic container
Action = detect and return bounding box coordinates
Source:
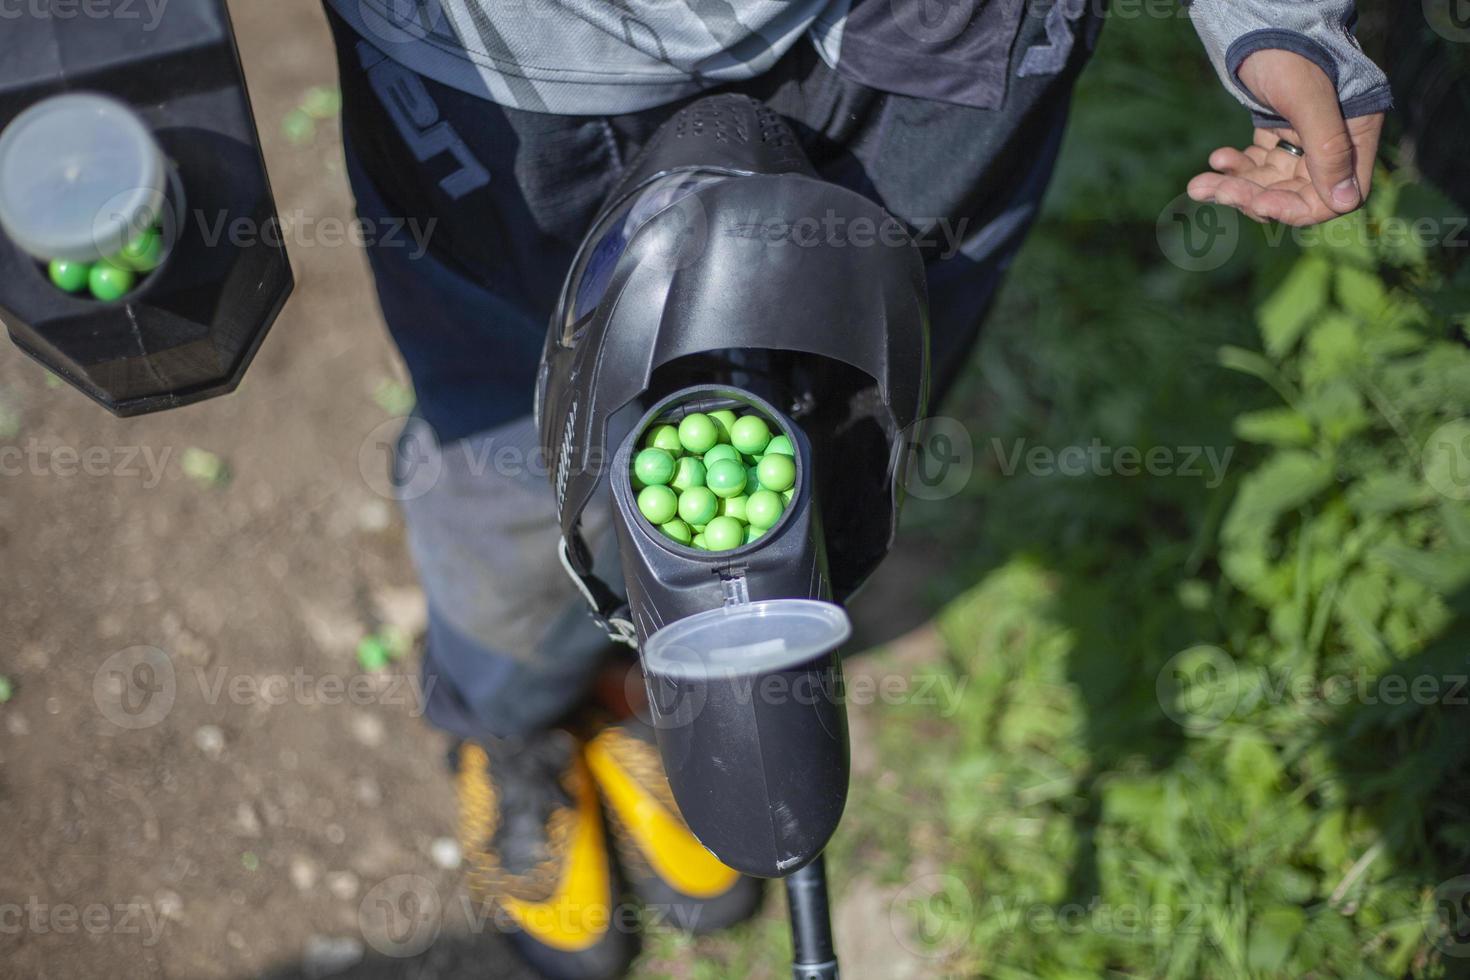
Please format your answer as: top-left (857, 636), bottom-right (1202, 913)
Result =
top-left (641, 599), bottom-right (852, 878)
top-left (644, 599), bottom-right (851, 678)
top-left (0, 93), bottom-right (168, 263)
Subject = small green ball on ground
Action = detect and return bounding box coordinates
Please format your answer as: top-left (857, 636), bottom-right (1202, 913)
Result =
top-left (678, 486), bottom-right (719, 526)
top-left (765, 434), bottom-right (794, 456)
top-left (705, 458), bottom-right (747, 498)
top-left (659, 519), bottom-right (693, 544)
top-left (704, 516), bottom-right (744, 551)
top-left (88, 260), bottom-right (135, 301)
top-left (719, 494), bottom-right (748, 522)
top-left (634, 448), bottom-right (676, 486)
top-left (671, 455), bottom-right (706, 491)
top-left (703, 443), bottom-right (741, 465)
top-left (730, 415), bottom-right (771, 455)
top-left (746, 489), bottom-right (784, 530)
top-left (709, 409), bottom-right (738, 443)
top-left (756, 453), bottom-right (795, 493)
top-left (637, 485), bottom-right (678, 525)
top-left (48, 258), bottom-right (91, 293)
top-left (692, 533), bottom-right (708, 550)
top-left (646, 424), bottom-right (683, 455)
top-left (677, 413), bottom-right (719, 454)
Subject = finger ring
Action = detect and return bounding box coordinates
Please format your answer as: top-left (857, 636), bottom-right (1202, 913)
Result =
top-left (1274, 138), bottom-right (1305, 158)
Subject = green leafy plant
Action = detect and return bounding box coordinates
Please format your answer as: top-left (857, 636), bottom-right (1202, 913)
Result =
top-left (643, 12), bottom-right (1469, 980)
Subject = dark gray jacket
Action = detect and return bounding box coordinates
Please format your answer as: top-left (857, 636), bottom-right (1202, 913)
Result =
top-left (326, 0), bottom-right (1390, 119)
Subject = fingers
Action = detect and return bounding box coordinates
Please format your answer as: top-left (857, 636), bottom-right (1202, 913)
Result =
top-left (1247, 187), bottom-right (1327, 226)
top-left (1188, 170), bottom-right (1334, 227)
top-left (1207, 146), bottom-right (1257, 175)
top-left (1189, 173), bottom-right (1268, 222)
top-left (1263, 135), bottom-right (1307, 174)
top-left (1270, 71), bottom-right (1361, 212)
top-left (1347, 113), bottom-right (1385, 201)
top-left (1187, 171), bottom-right (1228, 203)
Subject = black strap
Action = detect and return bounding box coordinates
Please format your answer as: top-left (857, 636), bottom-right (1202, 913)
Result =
top-left (557, 533), bottom-right (636, 646)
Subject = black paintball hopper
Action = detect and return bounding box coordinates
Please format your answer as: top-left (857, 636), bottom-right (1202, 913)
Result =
top-left (0, 0), bottom-right (291, 415)
top-left (537, 94), bottom-right (930, 611)
top-left (536, 95), bottom-right (929, 878)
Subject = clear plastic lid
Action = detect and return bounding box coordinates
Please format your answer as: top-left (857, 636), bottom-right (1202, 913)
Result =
top-left (0, 93), bottom-right (165, 263)
top-left (643, 599), bottom-right (852, 679)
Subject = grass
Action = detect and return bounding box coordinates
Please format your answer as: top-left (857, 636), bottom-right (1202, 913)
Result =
top-left (632, 7), bottom-right (1470, 978)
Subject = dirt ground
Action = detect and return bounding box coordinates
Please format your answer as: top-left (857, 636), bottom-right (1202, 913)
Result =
top-left (0, 4), bottom-right (950, 979)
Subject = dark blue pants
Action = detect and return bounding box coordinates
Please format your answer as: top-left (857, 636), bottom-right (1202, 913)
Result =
top-left (328, 7), bottom-right (1096, 741)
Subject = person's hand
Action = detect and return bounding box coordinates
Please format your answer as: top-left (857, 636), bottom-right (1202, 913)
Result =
top-left (1187, 48), bottom-right (1384, 227)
